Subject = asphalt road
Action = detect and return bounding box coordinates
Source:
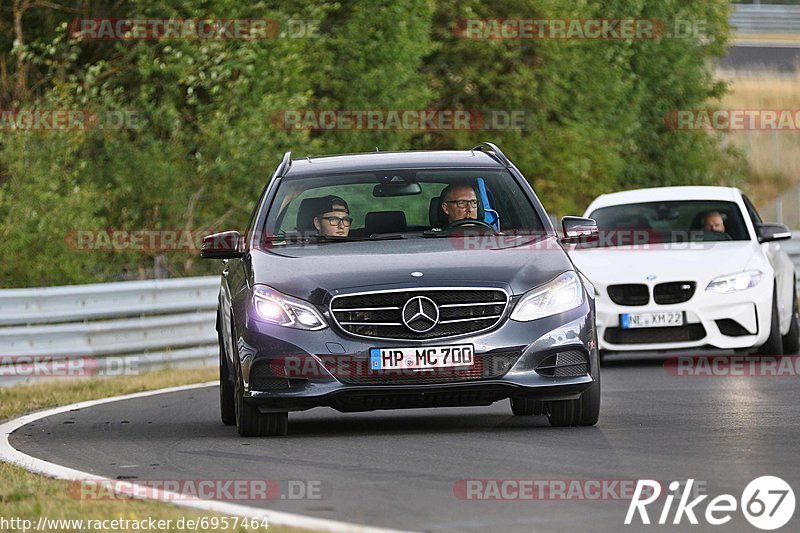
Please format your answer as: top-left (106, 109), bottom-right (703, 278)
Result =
top-left (9, 354), bottom-right (800, 532)
top-left (721, 45), bottom-right (800, 72)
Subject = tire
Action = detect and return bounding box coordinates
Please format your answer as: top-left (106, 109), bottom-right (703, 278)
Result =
top-left (510, 397), bottom-right (545, 416)
top-left (225, 312), bottom-right (289, 437)
top-left (234, 374), bottom-right (289, 437)
top-left (234, 375), bottom-right (261, 437)
top-left (782, 284), bottom-right (799, 355)
top-left (546, 376), bottom-right (601, 427)
top-left (219, 335), bottom-right (236, 426)
top-left (756, 288), bottom-right (784, 356)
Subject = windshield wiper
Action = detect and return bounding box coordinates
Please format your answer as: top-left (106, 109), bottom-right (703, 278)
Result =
top-left (368, 232), bottom-right (416, 241)
top-left (263, 233), bottom-right (359, 244)
top-left (421, 229), bottom-right (445, 237)
top-left (421, 228), bottom-right (503, 237)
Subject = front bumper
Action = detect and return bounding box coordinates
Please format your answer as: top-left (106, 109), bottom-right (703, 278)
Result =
top-left (235, 305), bottom-right (598, 413)
top-left (594, 280), bottom-right (773, 352)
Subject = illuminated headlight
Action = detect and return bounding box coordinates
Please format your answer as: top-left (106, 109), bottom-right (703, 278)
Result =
top-left (510, 271), bottom-right (584, 322)
top-left (252, 285), bottom-right (326, 330)
top-left (705, 270), bottom-right (762, 294)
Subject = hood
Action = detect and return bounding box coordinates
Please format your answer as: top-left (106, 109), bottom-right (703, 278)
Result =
top-left (250, 235), bottom-right (572, 304)
top-left (568, 240), bottom-right (761, 288)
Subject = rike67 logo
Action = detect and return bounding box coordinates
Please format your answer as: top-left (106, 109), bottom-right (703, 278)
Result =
top-left (626, 477), bottom-right (795, 530)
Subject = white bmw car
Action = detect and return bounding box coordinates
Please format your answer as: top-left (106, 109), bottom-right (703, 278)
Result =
top-left (568, 186), bottom-right (799, 358)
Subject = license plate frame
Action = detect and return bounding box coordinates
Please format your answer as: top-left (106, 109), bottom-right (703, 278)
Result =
top-left (621, 311), bottom-right (685, 329)
top-left (370, 344), bottom-right (475, 371)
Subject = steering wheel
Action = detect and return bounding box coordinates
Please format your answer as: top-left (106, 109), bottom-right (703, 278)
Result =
top-left (443, 218), bottom-right (498, 232)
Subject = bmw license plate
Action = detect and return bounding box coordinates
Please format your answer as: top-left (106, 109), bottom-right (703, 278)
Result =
top-left (621, 311), bottom-right (684, 329)
top-left (370, 345), bottom-right (474, 371)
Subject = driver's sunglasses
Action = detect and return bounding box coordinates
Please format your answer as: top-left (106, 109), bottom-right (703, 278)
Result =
top-left (445, 199), bottom-right (479, 209)
top-left (320, 215), bottom-right (353, 227)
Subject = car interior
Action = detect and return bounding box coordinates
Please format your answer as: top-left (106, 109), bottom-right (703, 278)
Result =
top-left (268, 171), bottom-right (539, 239)
top-left (587, 200), bottom-right (751, 245)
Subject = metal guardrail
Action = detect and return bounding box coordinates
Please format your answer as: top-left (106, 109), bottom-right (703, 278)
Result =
top-left (732, 4), bottom-right (800, 35)
top-left (0, 277), bottom-right (219, 386)
top-left (0, 234), bottom-right (797, 387)
top-left (783, 234), bottom-right (800, 294)
top-left (0, 276), bottom-right (219, 326)
top-left (760, 186), bottom-right (800, 232)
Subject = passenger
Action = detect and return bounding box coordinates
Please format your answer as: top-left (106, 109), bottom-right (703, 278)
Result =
top-left (313, 195), bottom-right (352, 237)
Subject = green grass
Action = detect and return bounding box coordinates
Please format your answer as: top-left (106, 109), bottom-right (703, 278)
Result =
top-left (0, 368), bottom-right (313, 532)
top-left (718, 72), bottom-right (800, 208)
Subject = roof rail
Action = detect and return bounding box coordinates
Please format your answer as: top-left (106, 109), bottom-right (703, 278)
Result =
top-left (275, 151), bottom-right (292, 176)
top-left (471, 142), bottom-right (510, 167)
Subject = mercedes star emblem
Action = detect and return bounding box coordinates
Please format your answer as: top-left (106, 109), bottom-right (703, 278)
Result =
top-left (401, 296), bottom-right (439, 333)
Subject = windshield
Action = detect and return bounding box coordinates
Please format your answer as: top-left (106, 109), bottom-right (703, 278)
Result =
top-left (259, 168), bottom-right (545, 245)
top-left (585, 200), bottom-right (750, 247)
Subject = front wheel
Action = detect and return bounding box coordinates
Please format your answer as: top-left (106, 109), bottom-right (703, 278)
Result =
top-left (782, 284), bottom-right (799, 355)
top-left (234, 376), bottom-right (288, 437)
top-left (756, 289), bottom-right (784, 356)
top-left (546, 377), bottom-right (600, 427)
top-left (218, 317), bottom-right (235, 426)
top-left (510, 397), bottom-right (546, 416)
top-left (219, 355), bottom-right (236, 426)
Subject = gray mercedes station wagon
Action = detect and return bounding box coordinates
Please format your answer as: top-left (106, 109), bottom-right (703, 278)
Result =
top-left (202, 143), bottom-right (601, 436)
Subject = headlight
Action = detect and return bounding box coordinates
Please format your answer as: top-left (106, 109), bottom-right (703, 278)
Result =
top-left (510, 271), bottom-right (584, 322)
top-left (252, 285), bottom-right (327, 330)
top-left (705, 270), bottom-right (762, 294)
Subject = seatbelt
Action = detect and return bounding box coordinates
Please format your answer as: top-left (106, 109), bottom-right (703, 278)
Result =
top-left (477, 177), bottom-right (499, 230)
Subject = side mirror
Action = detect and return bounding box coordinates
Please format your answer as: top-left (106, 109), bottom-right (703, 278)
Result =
top-left (756, 223), bottom-right (792, 243)
top-left (561, 216), bottom-right (599, 244)
top-left (201, 230), bottom-right (244, 259)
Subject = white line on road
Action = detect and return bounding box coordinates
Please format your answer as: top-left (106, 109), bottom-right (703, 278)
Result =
top-left (0, 381), bottom-right (413, 533)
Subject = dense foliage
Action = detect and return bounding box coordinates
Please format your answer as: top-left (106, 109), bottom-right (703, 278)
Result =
top-left (0, 0), bottom-right (743, 286)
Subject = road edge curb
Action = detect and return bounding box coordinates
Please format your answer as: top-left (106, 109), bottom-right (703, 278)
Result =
top-left (0, 381), bottom-right (411, 533)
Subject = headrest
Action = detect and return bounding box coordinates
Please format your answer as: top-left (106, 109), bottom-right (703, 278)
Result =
top-left (429, 196), bottom-right (448, 227)
top-left (365, 211), bottom-right (407, 234)
top-left (609, 214), bottom-right (651, 230)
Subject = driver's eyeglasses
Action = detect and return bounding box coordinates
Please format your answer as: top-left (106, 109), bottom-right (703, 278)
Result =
top-left (320, 216), bottom-right (353, 227)
top-left (445, 199), bottom-right (479, 209)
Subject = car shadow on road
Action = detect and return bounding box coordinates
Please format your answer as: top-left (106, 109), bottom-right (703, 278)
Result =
top-left (600, 348), bottom-right (745, 368)
top-left (283, 408), bottom-right (605, 439)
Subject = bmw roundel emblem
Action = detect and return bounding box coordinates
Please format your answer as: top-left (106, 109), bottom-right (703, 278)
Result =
top-left (646, 274), bottom-right (656, 281)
